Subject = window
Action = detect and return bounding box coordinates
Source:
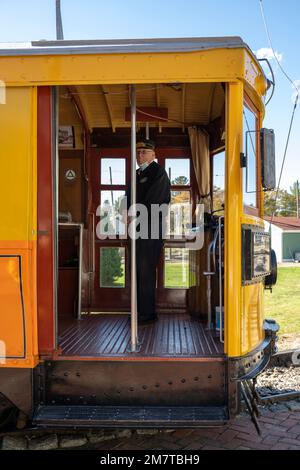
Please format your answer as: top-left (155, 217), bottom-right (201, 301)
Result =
top-left (165, 158), bottom-right (190, 185)
top-left (213, 150), bottom-right (225, 212)
top-left (165, 158), bottom-right (191, 237)
top-left (100, 247), bottom-right (125, 287)
top-left (164, 248), bottom-right (189, 288)
top-left (243, 105), bottom-right (258, 207)
top-left (99, 190), bottom-right (126, 235)
top-left (100, 158), bottom-right (126, 185)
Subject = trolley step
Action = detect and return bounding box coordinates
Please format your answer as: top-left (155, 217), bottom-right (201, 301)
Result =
top-left (33, 405), bottom-right (229, 428)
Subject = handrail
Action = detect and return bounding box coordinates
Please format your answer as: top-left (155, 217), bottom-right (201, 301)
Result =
top-left (218, 216), bottom-right (224, 343)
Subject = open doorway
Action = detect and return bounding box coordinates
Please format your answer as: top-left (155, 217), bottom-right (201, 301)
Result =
top-left (55, 82), bottom-right (225, 358)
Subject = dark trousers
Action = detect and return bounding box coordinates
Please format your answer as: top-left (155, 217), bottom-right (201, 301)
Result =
top-left (136, 238), bottom-right (163, 320)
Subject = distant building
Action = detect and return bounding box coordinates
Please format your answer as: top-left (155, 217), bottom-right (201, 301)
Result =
top-left (264, 216), bottom-right (300, 262)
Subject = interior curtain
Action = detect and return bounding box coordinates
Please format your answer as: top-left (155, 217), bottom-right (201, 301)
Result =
top-left (188, 127), bottom-right (211, 316)
top-left (188, 127), bottom-right (211, 213)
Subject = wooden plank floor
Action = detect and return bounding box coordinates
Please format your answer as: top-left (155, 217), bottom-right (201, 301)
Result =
top-left (58, 314), bottom-right (224, 358)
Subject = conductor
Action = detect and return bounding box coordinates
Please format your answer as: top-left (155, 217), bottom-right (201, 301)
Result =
top-left (129, 138), bottom-right (171, 325)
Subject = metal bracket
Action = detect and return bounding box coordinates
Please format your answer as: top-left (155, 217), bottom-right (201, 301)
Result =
top-left (240, 152), bottom-right (247, 168)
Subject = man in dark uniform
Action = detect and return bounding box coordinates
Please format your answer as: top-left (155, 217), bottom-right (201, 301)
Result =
top-left (128, 138), bottom-right (171, 325)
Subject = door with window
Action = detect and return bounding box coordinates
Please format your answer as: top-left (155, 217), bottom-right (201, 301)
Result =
top-left (89, 147), bottom-right (194, 313)
top-left (89, 148), bottom-right (130, 312)
top-left (156, 149), bottom-right (194, 313)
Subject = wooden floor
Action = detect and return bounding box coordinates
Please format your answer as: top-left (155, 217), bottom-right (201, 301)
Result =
top-left (58, 314), bottom-right (224, 358)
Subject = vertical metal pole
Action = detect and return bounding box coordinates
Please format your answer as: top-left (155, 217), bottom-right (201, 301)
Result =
top-left (130, 85), bottom-right (138, 351)
top-left (145, 122), bottom-right (150, 140)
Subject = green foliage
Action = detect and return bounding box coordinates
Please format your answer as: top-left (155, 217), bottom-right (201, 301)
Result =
top-left (264, 184), bottom-right (299, 217)
top-left (101, 248), bottom-right (123, 287)
top-left (213, 185), bottom-right (224, 212)
top-left (171, 175), bottom-right (189, 185)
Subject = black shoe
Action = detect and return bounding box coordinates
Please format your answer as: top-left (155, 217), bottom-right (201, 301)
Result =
top-left (139, 315), bottom-right (158, 325)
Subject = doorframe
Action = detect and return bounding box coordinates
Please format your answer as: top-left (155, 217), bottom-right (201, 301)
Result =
top-left (37, 86), bottom-right (58, 354)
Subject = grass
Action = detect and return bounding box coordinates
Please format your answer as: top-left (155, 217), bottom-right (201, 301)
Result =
top-left (110, 265), bottom-right (300, 336)
top-left (264, 267), bottom-right (300, 335)
top-left (165, 262), bottom-right (189, 288)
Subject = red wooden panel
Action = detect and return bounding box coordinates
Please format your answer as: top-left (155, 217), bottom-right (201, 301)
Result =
top-left (37, 87), bottom-right (55, 353)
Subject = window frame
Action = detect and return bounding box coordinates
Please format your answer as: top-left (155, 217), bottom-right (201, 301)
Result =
top-left (243, 93), bottom-right (261, 215)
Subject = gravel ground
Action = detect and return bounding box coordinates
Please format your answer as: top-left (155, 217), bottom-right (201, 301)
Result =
top-left (256, 365), bottom-right (300, 395)
top-left (278, 333), bottom-right (300, 351)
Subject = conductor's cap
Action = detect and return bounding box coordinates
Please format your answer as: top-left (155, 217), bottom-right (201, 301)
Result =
top-left (136, 138), bottom-right (155, 150)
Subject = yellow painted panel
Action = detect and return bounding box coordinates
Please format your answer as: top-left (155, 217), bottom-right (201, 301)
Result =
top-left (0, 243), bottom-right (38, 368)
top-left (0, 87), bottom-right (37, 241)
top-left (241, 283), bottom-right (264, 354)
top-left (0, 256), bottom-right (25, 358)
top-left (1, 49), bottom-right (244, 86)
top-left (225, 81), bottom-right (243, 357)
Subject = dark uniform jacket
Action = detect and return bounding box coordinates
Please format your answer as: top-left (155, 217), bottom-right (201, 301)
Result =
top-left (127, 161), bottom-right (171, 239)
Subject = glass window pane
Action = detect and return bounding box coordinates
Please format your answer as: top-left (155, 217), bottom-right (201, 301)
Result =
top-left (165, 159), bottom-right (190, 185)
top-left (168, 191), bottom-right (191, 236)
top-left (101, 158), bottom-right (125, 185)
top-left (243, 106), bottom-right (257, 207)
top-left (100, 247), bottom-right (125, 287)
top-left (213, 151), bottom-right (225, 212)
top-left (99, 190), bottom-right (126, 235)
top-left (164, 248), bottom-right (189, 288)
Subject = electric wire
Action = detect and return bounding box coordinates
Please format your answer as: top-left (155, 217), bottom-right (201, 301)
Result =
top-left (259, 0), bottom-right (299, 225)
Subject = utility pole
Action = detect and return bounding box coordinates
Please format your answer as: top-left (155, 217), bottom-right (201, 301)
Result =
top-left (296, 180), bottom-right (299, 219)
top-left (55, 0), bottom-right (64, 40)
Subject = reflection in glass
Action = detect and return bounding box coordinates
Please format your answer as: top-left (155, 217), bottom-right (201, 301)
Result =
top-left (168, 191), bottom-right (191, 236)
top-left (253, 233), bottom-right (270, 276)
top-left (213, 151), bottom-right (225, 212)
top-left (164, 248), bottom-right (189, 288)
top-left (100, 247), bottom-right (125, 287)
top-left (101, 158), bottom-right (126, 185)
top-left (243, 106), bottom-right (257, 207)
top-left (99, 190), bottom-right (126, 235)
top-left (165, 159), bottom-right (190, 185)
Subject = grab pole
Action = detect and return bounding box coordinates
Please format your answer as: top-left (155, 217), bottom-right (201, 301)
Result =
top-left (130, 85), bottom-right (138, 352)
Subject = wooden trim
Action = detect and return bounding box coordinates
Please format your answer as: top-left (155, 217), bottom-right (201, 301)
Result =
top-left (51, 353), bottom-right (226, 362)
top-left (37, 86), bottom-right (55, 353)
top-left (59, 149), bottom-right (84, 159)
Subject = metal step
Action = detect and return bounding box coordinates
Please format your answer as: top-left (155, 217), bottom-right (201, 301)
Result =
top-left (33, 405), bottom-right (229, 428)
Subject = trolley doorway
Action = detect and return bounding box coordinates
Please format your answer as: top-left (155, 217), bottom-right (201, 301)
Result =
top-left (39, 82), bottom-right (226, 359)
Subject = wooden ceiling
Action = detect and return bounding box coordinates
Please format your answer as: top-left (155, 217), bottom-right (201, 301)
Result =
top-left (59, 83), bottom-right (225, 133)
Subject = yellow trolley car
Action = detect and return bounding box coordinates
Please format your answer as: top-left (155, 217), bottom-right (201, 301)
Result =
top-left (0, 37), bottom-right (278, 430)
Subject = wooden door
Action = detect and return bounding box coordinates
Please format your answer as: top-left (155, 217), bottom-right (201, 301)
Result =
top-left (89, 146), bottom-right (195, 314)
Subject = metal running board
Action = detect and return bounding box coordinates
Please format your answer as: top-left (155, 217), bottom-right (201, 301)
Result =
top-left (33, 405), bottom-right (229, 428)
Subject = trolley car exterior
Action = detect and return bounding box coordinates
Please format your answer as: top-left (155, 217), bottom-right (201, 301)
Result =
top-left (0, 37), bottom-right (278, 429)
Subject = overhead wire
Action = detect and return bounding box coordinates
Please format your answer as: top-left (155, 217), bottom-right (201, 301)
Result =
top-left (259, 0), bottom-right (299, 225)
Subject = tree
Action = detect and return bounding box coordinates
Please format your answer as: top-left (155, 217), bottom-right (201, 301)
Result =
top-left (213, 185), bottom-right (224, 212)
top-left (101, 248), bottom-right (123, 287)
top-left (171, 175), bottom-right (189, 186)
top-left (264, 189), bottom-right (297, 217)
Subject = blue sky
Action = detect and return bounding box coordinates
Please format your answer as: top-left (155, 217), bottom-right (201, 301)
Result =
top-left (0, 0), bottom-right (299, 192)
